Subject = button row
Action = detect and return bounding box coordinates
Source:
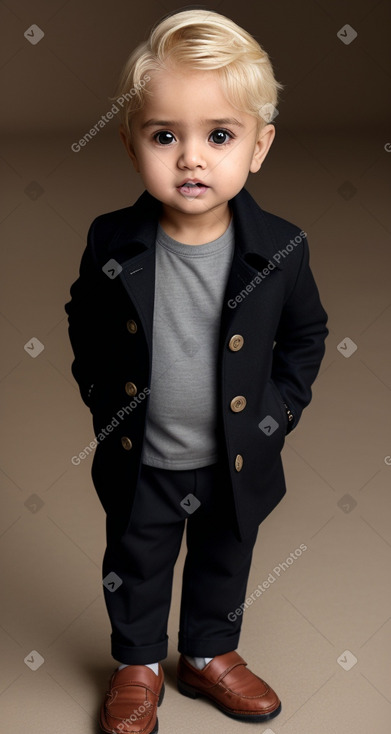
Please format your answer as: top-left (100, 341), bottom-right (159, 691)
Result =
top-left (123, 320), bottom-right (136, 455)
top-left (123, 325), bottom-right (243, 470)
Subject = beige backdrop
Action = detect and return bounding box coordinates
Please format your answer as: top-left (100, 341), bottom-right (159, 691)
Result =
top-left (1, 1), bottom-right (390, 732)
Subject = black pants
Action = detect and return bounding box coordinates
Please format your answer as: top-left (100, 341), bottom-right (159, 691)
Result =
top-left (102, 461), bottom-right (259, 665)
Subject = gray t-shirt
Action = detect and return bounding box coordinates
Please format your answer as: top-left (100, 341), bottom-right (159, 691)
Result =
top-left (141, 218), bottom-right (235, 469)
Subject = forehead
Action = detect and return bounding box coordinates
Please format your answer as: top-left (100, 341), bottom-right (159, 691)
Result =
top-left (139, 66), bottom-right (238, 120)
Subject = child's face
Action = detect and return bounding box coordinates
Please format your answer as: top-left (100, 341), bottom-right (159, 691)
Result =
top-left (120, 65), bottom-right (275, 226)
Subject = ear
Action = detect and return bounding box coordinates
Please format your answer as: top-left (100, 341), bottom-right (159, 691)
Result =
top-left (119, 124), bottom-right (140, 172)
top-left (249, 123), bottom-right (276, 173)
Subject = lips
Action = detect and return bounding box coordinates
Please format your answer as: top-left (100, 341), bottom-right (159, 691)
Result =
top-left (177, 180), bottom-right (209, 198)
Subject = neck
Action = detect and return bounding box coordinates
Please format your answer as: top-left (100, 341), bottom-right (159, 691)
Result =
top-left (159, 202), bottom-right (231, 245)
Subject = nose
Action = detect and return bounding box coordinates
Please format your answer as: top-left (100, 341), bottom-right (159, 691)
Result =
top-left (177, 136), bottom-right (206, 170)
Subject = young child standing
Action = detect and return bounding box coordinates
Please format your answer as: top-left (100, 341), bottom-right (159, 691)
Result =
top-left (65, 9), bottom-right (328, 733)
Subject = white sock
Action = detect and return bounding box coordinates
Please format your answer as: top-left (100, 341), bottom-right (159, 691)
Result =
top-left (118, 662), bottom-right (159, 675)
top-left (184, 656), bottom-right (213, 670)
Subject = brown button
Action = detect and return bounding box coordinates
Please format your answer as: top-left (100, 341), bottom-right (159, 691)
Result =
top-left (125, 382), bottom-right (137, 397)
top-left (234, 454), bottom-right (244, 472)
top-left (230, 395), bottom-right (247, 412)
top-left (121, 436), bottom-right (132, 451)
top-left (228, 335), bottom-right (244, 351)
top-left (127, 319), bottom-right (137, 334)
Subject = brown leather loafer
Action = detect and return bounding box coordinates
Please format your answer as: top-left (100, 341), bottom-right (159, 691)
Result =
top-left (177, 651), bottom-right (281, 722)
top-left (99, 664), bottom-right (165, 733)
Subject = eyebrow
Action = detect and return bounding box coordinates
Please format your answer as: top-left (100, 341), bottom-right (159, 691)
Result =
top-left (140, 117), bottom-right (245, 129)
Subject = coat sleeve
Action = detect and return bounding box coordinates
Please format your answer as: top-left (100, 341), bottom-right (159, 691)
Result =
top-left (64, 220), bottom-right (102, 410)
top-left (271, 235), bottom-right (328, 432)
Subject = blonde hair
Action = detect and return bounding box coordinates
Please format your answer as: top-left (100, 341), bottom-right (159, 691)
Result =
top-left (114, 9), bottom-right (283, 141)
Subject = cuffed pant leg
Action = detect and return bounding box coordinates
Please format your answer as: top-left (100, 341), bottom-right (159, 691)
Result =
top-left (102, 463), bottom-right (189, 665)
top-left (178, 462), bottom-right (259, 657)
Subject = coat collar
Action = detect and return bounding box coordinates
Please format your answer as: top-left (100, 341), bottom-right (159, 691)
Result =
top-left (229, 187), bottom-right (283, 269)
top-left (108, 187), bottom-right (283, 271)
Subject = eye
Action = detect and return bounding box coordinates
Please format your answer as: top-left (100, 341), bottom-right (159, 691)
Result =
top-left (209, 129), bottom-right (234, 145)
top-left (153, 131), bottom-right (175, 145)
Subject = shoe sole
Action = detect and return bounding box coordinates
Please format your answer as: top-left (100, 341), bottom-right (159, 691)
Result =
top-left (177, 679), bottom-right (281, 722)
top-left (99, 682), bottom-right (165, 734)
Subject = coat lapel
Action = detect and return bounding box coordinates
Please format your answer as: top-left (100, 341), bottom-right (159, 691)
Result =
top-left (106, 191), bottom-right (161, 355)
top-left (220, 188), bottom-right (284, 339)
top-left (120, 248), bottom-right (156, 354)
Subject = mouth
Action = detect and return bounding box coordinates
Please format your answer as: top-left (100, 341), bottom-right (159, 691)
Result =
top-left (177, 180), bottom-right (209, 198)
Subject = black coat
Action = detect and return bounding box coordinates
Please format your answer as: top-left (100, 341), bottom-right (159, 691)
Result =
top-left (65, 188), bottom-right (328, 541)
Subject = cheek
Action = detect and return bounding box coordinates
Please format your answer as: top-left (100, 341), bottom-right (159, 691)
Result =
top-left (219, 146), bottom-right (250, 171)
top-left (142, 152), bottom-right (172, 179)
top-left (218, 158), bottom-right (245, 184)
